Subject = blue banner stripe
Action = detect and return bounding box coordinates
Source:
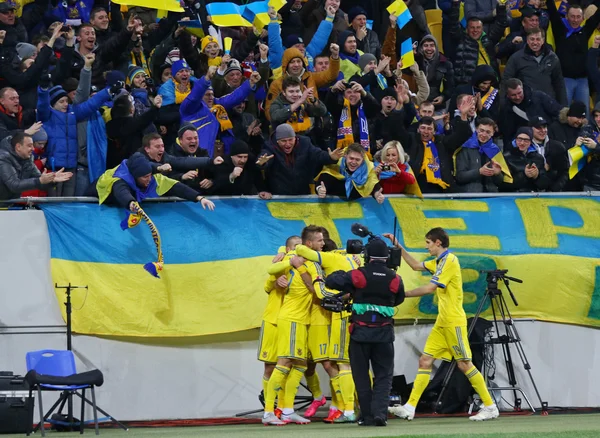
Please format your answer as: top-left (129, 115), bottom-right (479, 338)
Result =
top-left (206, 2), bottom-right (241, 16)
top-left (41, 197), bottom-right (600, 265)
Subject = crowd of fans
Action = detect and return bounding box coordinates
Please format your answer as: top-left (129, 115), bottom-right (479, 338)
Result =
top-left (0, 0), bottom-right (599, 206)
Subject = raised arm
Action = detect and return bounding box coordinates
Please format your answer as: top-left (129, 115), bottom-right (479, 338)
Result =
top-left (382, 233), bottom-right (426, 271)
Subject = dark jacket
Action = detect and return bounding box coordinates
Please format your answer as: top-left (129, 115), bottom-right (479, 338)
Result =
top-left (170, 142), bottom-right (212, 190)
top-left (0, 137), bottom-right (44, 200)
top-left (578, 149), bottom-right (600, 190)
top-left (448, 2), bottom-right (508, 85)
top-left (141, 148), bottom-right (211, 183)
top-left (369, 110), bottom-right (407, 156)
top-left (531, 138), bottom-right (569, 192)
top-left (269, 93), bottom-right (328, 132)
top-left (210, 154), bottom-right (266, 196)
top-left (399, 119), bottom-right (473, 193)
top-left (450, 65), bottom-right (501, 120)
top-left (259, 134), bottom-right (336, 195)
top-left (546, 0), bottom-right (600, 79)
top-left (587, 48), bottom-right (600, 101)
top-left (350, 26), bottom-right (381, 58)
top-left (301, 1), bottom-right (348, 47)
top-left (502, 44), bottom-right (567, 106)
top-left (416, 36), bottom-right (454, 108)
top-left (106, 107), bottom-right (160, 169)
top-left (499, 85), bottom-right (563, 142)
top-left (104, 178), bottom-right (200, 209)
top-left (500, 146), bottom-right (551, 192)
top-left (496, 29), bottom-right (527, 60)
top-left (0, 105), bottom-right (35, 140)
top-left (548, 109), bottom-right (584, 151)
top-left (453, 145), bottom-right (504, 193)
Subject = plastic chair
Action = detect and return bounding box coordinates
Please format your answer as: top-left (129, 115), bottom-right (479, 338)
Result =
top-left (25, 350), bottom-right (102, 436)
top-left (425, 9), bottom-right (443, 54)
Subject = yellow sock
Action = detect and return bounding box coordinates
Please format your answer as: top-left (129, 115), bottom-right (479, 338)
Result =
top-left (465, 366), bottom-right (494, 406)
top-left (408, 368), bottom-right (431, 407)
top-left (283, 366), bottom-right (307, 409)
top-left (305, 372), bottom-right (323, 400)
top-left (338, 370), bottom-right (355, 411)
top-left (265, 365), bottom-right (289, 412)
top-left (329, 380), bottom-right (340, 410)
top-left (277, 384), bottom-right (286, 409)
top-left (262, 375), bottom-right (269, 399)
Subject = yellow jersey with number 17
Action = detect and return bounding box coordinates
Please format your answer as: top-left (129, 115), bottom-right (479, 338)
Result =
top-left (423, 250), bottom-right (466, 328)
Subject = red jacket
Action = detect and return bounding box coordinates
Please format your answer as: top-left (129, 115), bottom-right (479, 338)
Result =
top-left (379, 170), bottom-right (416, 194)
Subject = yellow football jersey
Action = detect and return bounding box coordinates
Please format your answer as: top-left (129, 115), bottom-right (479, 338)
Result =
top-left (423, 251), bottom-right (467, 327)
top-left (296, 245), bottom-right (358, 320)
top-left (277, 261), bottom-right (320, 324)
top-left (309, 262), bottom-right (333, 326)
top-left (262, 275), bottom-right (285, 325)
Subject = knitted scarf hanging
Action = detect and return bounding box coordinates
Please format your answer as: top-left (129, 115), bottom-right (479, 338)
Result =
top-left (211, 104), bottom-right (233, 131)
top-left (420, 139), bottom-right (449, 189)
top-left (287, 104), bottom-right (312, 133)
top-left (121, 201), bottom-right (164, 278)
top-left (131, 50), bottom-right (151, 77)
top-left (174, 79), bottom-right (191, 104)
top-left (336, 98), bottom-right (369, 153)
top-left (480, 87), bottom-right (498, 110)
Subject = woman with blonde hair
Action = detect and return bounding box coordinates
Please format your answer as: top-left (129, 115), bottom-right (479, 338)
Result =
top-left (374, 140), bottom-right (419, 195)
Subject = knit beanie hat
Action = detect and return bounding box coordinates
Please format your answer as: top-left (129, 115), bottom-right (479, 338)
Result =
top-left (16, 42), bottom-right (36, 61)
top-left (172, 59), bottom-right (191, 78)
top-left (567, 101), bottom-right (587, 119)
top-left (224, 59), bottom-right (242, 76)
top-left (106, 70), bottom-right (126, 88)
top-left (178, 123), bottom-right (197, 138)
top-left (127, 152), bottom-right (153, 178)
top-left (201, 35), bottom-right (219, 52)
top-left (347, 6), bottom-right (368, 23)
top-left (275, 124), bottom-right (296, 140)
top-left (515, 127), bottom-right (533, 141)
top-left (49, 86), bottom-right (68, 107)
top-left (127, 65), bottom-right (146, 85)
top-left (62, 78), bottom-right (79, 93)
top-left (283, 34), bottom-right (304, 49)
top-left (230, 140), bottom-right (250, 156)
top-left (31, 127), bottom-right (48, 143)
top-left (358, 53), bottom-right (377, 71)
top-left (380, 87), bottom-right (397, 101)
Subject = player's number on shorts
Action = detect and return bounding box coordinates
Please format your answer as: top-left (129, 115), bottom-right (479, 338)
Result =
top-left (319, 343), bottom-right (327, 355)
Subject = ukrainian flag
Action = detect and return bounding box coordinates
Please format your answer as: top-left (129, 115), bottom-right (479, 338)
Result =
top-left (242, 1), bottom-right (270, 30)
top-left (111, 0), bottom-right (184, 13)
top-left (206, 2), bottom-right (252, 27)
top-left (400, 38), bottom-right (416, 68)
top-left (268, 0), bottom-right (286, 12)
top-left (178, 19), bottom-right (205, 39)
top-left (387, 0), bottom-right (412, 29)
top-left (568, 145), bottom-right (590, 179)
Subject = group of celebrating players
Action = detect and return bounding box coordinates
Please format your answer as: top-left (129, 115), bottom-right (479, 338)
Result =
top-left (257, 224), bottom-right (500, 426)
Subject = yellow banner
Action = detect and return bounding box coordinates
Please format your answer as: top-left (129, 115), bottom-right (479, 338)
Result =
top-left (42, 196), bottom-right (600, 337)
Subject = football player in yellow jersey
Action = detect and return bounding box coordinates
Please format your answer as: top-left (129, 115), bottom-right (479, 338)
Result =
top-left (262, 226), bottom-right (325, 426)
top-left (296, 238), bottom-right (359, 423)
top-left (385, 228), bottom-right (499, 422)
top-left (258, 235), bottom-right (302, 416)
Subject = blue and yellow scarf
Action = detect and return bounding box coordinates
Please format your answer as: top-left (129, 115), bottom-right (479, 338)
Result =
top-left (316, 157), bottom-right (379, 198)
top-left (457, 133), bottom-right (513, 183)
top-left (420, 139), bottom-right (449, 189)
top-left (562, 18), bottom-right (582, 38)
top-left (337, 98), bottom-right (370, 156)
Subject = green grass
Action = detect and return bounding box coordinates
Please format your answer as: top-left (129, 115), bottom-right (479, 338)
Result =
top-left (5, 413), bottom-right (600, 438)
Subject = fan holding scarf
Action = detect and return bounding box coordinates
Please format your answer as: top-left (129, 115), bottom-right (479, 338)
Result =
top-left (315, 143), bottom-right (384, 203)
top-left (396, 96), bottom-right (475, 194)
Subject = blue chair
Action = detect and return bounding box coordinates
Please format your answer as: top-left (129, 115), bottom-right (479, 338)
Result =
top-left (25, 350), bottom-right (103, 436)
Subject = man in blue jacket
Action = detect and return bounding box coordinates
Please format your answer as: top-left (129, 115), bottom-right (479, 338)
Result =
top-left (180, 66), bottom-right (261, 158)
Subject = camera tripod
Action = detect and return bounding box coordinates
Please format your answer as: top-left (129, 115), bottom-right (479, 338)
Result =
top-left (434, 270), bottom-right (548, 414)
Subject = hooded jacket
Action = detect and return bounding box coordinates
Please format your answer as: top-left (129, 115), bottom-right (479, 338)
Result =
top-left (265, 48), bottom-right (340, 121)
top-left (450, 65), bottom-right (500, 120)
top-left (502, 44), bottom-right (567, 106)
top-left (448, 2), bottom-right (508, 86)
top-left (548, 108), bottom-right (587, 151)
top-left (500, 146), bottom-right (550, 192)
top-left (416, 35), bottom-right (454, 107)
top-left (0, 136), bottom-right (44, 200)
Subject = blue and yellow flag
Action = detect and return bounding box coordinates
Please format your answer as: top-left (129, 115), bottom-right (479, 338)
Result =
top-left (268, 0), bottom-right (286, 11)
top-left (206, 2), bottom-right (252, 27)
top-left (568, 144), bottom-right (590, 179)
top-left (242, 1), bottom-right (270, 30)
top-left (387, 0), bottom-right (412, 29)
top-left (400, 38), bottom-right (415, 68)
top-left (111, 0), bottom-right (183, 13)
top-left (178, 19), bottom-right (205, 38)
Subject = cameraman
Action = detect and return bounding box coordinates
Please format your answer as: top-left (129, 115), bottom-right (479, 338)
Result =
top-left (324, 239), bottom-right (405, 427)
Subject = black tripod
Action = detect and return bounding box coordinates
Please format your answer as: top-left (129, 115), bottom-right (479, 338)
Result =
top-left (434, 270), bottom-right (548, 414)
top-left (39, 284), bottom-right (128, 433)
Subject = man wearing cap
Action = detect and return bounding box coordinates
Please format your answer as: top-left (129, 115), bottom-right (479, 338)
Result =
top-left (93, 152), bottom-right (215, 210)
top-left (180, 65), bottom-right (260, 158)
top-left (0, 1), bottom-right (39, 48)
top-left (325, 237), bottom-right (405, 427)
top-left (501, 126), bottom-right (550, 192)
top-left (499, 78), bottom-right (563, 143)
top-left (158, 59), bottom-right (196, 106)
top-left (347, 6), bottom-right (380, 57)
top-left (502, 28), bottom-right (567, 106)
top-left (258, 124), bottom-right (342, 195)
top-left (549, 101), bottom-right (588, 152)
top-left (210, 140), bottom-right (271, 198)
top-left (530, 116), bottom-right (569, 191)
top-left (497, 7), bottom-right (543, 59)
top-left (265, 44), bottom-right (340, 120)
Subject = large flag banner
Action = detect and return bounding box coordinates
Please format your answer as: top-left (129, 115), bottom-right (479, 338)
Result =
top-left (111, 0), bottom-right (184, 13)
top-left (42, 196), bottom-right (600, 338)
